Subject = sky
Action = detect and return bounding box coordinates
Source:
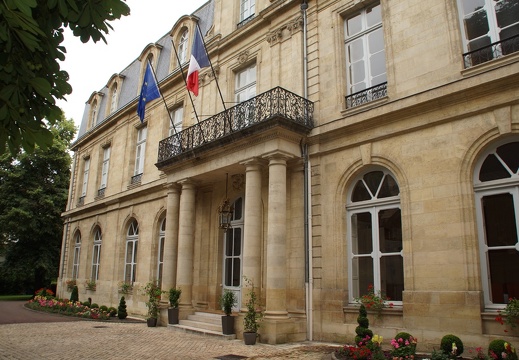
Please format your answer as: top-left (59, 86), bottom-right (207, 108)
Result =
top-left (56, 0), bottom-right (208, 134)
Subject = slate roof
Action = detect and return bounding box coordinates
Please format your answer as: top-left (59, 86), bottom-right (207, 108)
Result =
top-left (75, 0), bottom-right (213, 142)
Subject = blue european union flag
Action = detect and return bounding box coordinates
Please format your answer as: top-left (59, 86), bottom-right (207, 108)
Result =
top-left (137, 62), bottom-right (161, 122)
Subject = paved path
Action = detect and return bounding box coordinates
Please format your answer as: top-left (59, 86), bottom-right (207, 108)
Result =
top-left (0, 301), bottom-right (340, 360)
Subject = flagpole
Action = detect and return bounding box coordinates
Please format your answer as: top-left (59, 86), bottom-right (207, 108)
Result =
top-left (170, 39), bottom-right (207, 143)
top-left (147, 60), bottom-right (185, 152)
top-left (195, 23), bottom-right (233, 131)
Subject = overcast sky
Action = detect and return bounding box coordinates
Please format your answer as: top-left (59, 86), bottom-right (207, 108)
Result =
top-left (56, 1), bottom-right (208, 135)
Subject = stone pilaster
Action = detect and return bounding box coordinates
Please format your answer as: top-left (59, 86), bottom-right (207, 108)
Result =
top-left (161, 183), bottom-right (180, 297)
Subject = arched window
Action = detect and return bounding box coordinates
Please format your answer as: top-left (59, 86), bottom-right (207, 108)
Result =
top-left (91, 227), bottom-right (102, 281)
top-left (474, 141), bottom-right (519, 307)
top-left (125, 220), bottom-right (139, 284)
top-left (223, 196), bottom-right (244, 311)
top-left (157, 218), bottom-right (166, 286)
top-left (91, 100), bottom-right (98, 127)
top-left (346, 169), bottom-right (403, 304)
top-left (178, 30), bottom-right (189, 65)
top-left (72, 232), bottom-right (81, 279)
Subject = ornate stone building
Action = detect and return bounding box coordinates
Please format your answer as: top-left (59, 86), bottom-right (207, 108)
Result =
top-left (59, 0), bottom-right (519, 348)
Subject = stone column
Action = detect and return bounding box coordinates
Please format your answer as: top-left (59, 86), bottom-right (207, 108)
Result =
top-left (161, 183), bottom-right (180, 297)
top-left (242, 158), bottom-right (263, 306)
top-left (176, 179), bottom-right (196, 308)
top-left (264, 154), bottom-right (289, 318)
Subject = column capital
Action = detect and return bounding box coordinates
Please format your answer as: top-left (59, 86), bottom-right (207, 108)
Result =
top-left (164, 182), bottom-right (181, 193)
top-left (262, 150), bottom-right (294, 163)
top-left (178, 178), bottom-right (197, 190)
top-left (240, 157), bottom-right (267, 169)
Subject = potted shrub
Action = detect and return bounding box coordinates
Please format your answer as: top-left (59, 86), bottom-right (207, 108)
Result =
top-left (219, 289), bottom-right (237, 335)
top-left (168, 287), bottom-right (182, 325)
top-left (242, 276), bottom-right (262, 345)
top-left (141, 281), bottom-right (164, 327)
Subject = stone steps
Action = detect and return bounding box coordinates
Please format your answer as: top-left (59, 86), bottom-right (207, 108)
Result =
top-left (168, 311), bottom-right (236, 340)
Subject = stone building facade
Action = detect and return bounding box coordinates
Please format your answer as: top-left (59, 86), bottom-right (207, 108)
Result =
top-left (58, 0), bottom-right (519, 348)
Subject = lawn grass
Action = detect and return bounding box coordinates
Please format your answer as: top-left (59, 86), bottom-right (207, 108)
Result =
top-left (0, 294), bottom-right (32, 301)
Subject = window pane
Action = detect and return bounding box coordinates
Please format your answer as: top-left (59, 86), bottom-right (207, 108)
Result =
top-left (488, 248), bottom-right (519, 303)
top-left (226, 231), bottom-right (233, 256)
top-left (368, 28), bottom-right (384, 53)
top-left (461, 0), bottom-right (486, 15)
top-left (379, 208), bottom-right (402, 253)
top-left (464, 9), bottom-right (490, 40)
top-left (352, 212), bottom-right (373, 254)
top-left (352, 180), bottom-right (371, 202)
top-left (482, 193), bottom-right (518, 247)
top-left (234, 228), bottom-right (242, 256)
top-left (468, 35), bottom-right (492, 52)
top-left (347, 13), bottom-right (363, 37)
top-left (370, 51), bottom-right (386, 78)
top-left (366, 4), bottom-right (382, 27)
top-left (159, 238), bottom-right (165, 262)
top-left (234, 197), bottom-right (243, 220)
top-left (378, 174), bottom-right (400, 198)
top-left (496, 142), bottom-right (519, 174)
top-left (225, 258), bottom-right (232, 286)
top-left (352, 257), bottom-right (374, 298)
top-left (364, 171), bottom-right (384, 195)
top-left (348, 39), bottom-right (365, 62)
top-left (232, 258), bottom-right (241, 286)
top-left (479, 154), bottom-right (511, 181)
top-left (380, 255), bottom-right (404, 301)
top-left (495, 0), bottom-right (519, 29)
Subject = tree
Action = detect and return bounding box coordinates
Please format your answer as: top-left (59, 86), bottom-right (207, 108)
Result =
top-left (0, 116), bottom-right (75, 294)
top-left (0, 0), bottom-right (130, 155)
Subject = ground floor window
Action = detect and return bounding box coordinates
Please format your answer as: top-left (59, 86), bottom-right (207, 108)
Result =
top-left (125, 219), bottom-right (139, 284)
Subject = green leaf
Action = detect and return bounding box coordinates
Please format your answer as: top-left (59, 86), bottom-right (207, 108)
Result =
top-left (29, 77), bottom-right (52, 101)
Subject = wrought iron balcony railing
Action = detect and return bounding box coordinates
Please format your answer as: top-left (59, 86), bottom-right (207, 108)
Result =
top-left (237, 14), bottom-right (255, 28)
top-left (97, 187), bottom-right (106, 197)
top-left (463, 34), bottom-right (519, 69)
top-left (131, 174), bottom-right (142, 185)
top-left (345, 82), bottom-right (387, 108)
top-left (77, 196), bottom-right (85, 206)
top-left (157, 87), bottom-right (314, 165)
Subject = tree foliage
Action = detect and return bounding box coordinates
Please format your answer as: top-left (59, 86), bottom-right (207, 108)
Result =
top-left (0, 0), bottom-right (130, 155)
top-left (0, 116), bottom-right (75, 294)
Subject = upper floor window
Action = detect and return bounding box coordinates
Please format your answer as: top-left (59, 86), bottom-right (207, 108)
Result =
top-left (347, 169), bottom-right (403, 305)
top-left (169, 106), bottom-right (183, 137)
top-left (110, 84), bottom-right (118, 114)
top-left (91, 228), bottom-right (102, 281)
top-left (91, 100), bottom-right (99, 127)
top-left (72, 232), bottom-right (81, 279)
top-left (178, 30), bottom-right (189, 65)
top-left (458, 0), bottom-right (519, 68)
top-left (239, 0), bottom-right (255, 26)
top-left (134, 127), bottom-right (147, 176)
top-left (81, 158), bottom-right (90, 197)
top-left (235, 64), bottom-right (256, 103)
top-left (344, 2), bottom-right (387, 108)
top-left (100, 146), bottom-right (110, 190)
top-left (474, 140), bottom-right (519, 308)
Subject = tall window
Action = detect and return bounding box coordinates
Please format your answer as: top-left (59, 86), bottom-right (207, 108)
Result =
top-left (235, 64), bottom-right (256, 103)
top-left (125, 220), bottom-right (139, 284)
top-left (178, 30), bottom-right (189, 64)
top-left (134, 127), bottom-right (147, 176)
top-left (81, 158), bottom-right (90, 197)
top-left (240, 0), bottom-right (255, 22)
top-left (91, 100), bottom-right (98, 127)
top-left (157, 219), bottom-right (166, 286)
top-left (474, 141), bottom-right (519, 308)
top-left (169, 106), bottom-right (183, 137)
top-left (110, 84), bottom-right (118, 113)
top-left (100, 146), bottom-right (110, 190)
top-left (347, 169), bottom-right (403, 304)
top-left (91, 228), bottom-right (102, 281)
top-left (344, 2), bottom-right (387, 104)
top-left (72, 232), bottom-right (81, 279)
top-left (458, 0), bottom-right (519, 66)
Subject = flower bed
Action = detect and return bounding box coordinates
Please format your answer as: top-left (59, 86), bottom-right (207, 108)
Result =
top-left (26, 295), bottom-right (112, 320)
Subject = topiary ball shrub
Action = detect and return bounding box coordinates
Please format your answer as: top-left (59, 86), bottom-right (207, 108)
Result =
top-left (90, 303), bottom-right (99, 309)
top-left (118, 296), bottom-right (128, 320)
top-left (99, 305), bottom-right (108, 312)
top-left (81, 301), bottom-right (90, 307)
top-left (441, 334), bottom-right (464, 358)
top-left (489, 340), bottom-right (518, 360)
top-left (108, 307), bottom-right (117, 317)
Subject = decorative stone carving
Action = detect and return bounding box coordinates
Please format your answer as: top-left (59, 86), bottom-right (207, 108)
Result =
top-left (231, 174), bottom-right (245, 191)
top-left (237, 50), bottom-right (250, 64)
top-left (266, 16), bottom-right (303, 45)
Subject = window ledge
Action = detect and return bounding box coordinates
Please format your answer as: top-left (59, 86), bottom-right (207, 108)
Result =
top-left (343, 304), bottom-right (403, 316)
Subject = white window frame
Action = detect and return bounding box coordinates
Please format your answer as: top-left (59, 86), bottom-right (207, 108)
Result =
top-left (457, 0), bottom-right (519, 55)
top-left (240, 0), bottom-right (255, 22)
top-left (169, 106), bottom-right (183, 137)
top-left (157, 218), bottom-right (166, 286)
top-left (235, 64), bottom-right (256, 103)
top-left (72, 232), bottom-right (81, 279)
top-left (100, 147), bottom-right (110, 190)
top-left (178, 30), bottom-right (189, 65)
top-left (124, 220), bottom-right (139, 284)
top-left (91, 228), bottom-right (102, 281)
top-left (473, 140), bottom-right (519, 309)
top-left (346, 169), bottom-right (403, 305)
top-left (91, 101), bottom-right (98, 127)
top-left (81, 158), bottom-right (90, 197)
top-left (344, 2), bottom-right (386, 96)
top-left (134, 127), bottom-right (147, 176)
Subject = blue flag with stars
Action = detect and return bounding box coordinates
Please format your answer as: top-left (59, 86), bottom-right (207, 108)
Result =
top-left (137, 62), bottom-right (160, 122)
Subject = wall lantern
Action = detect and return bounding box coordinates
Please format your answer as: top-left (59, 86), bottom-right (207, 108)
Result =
top-left (218, 173), bottom-right (233, 230)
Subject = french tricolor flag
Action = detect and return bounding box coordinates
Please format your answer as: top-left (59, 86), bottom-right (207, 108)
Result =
top-left (186, 27), bottom-right (210, 96)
